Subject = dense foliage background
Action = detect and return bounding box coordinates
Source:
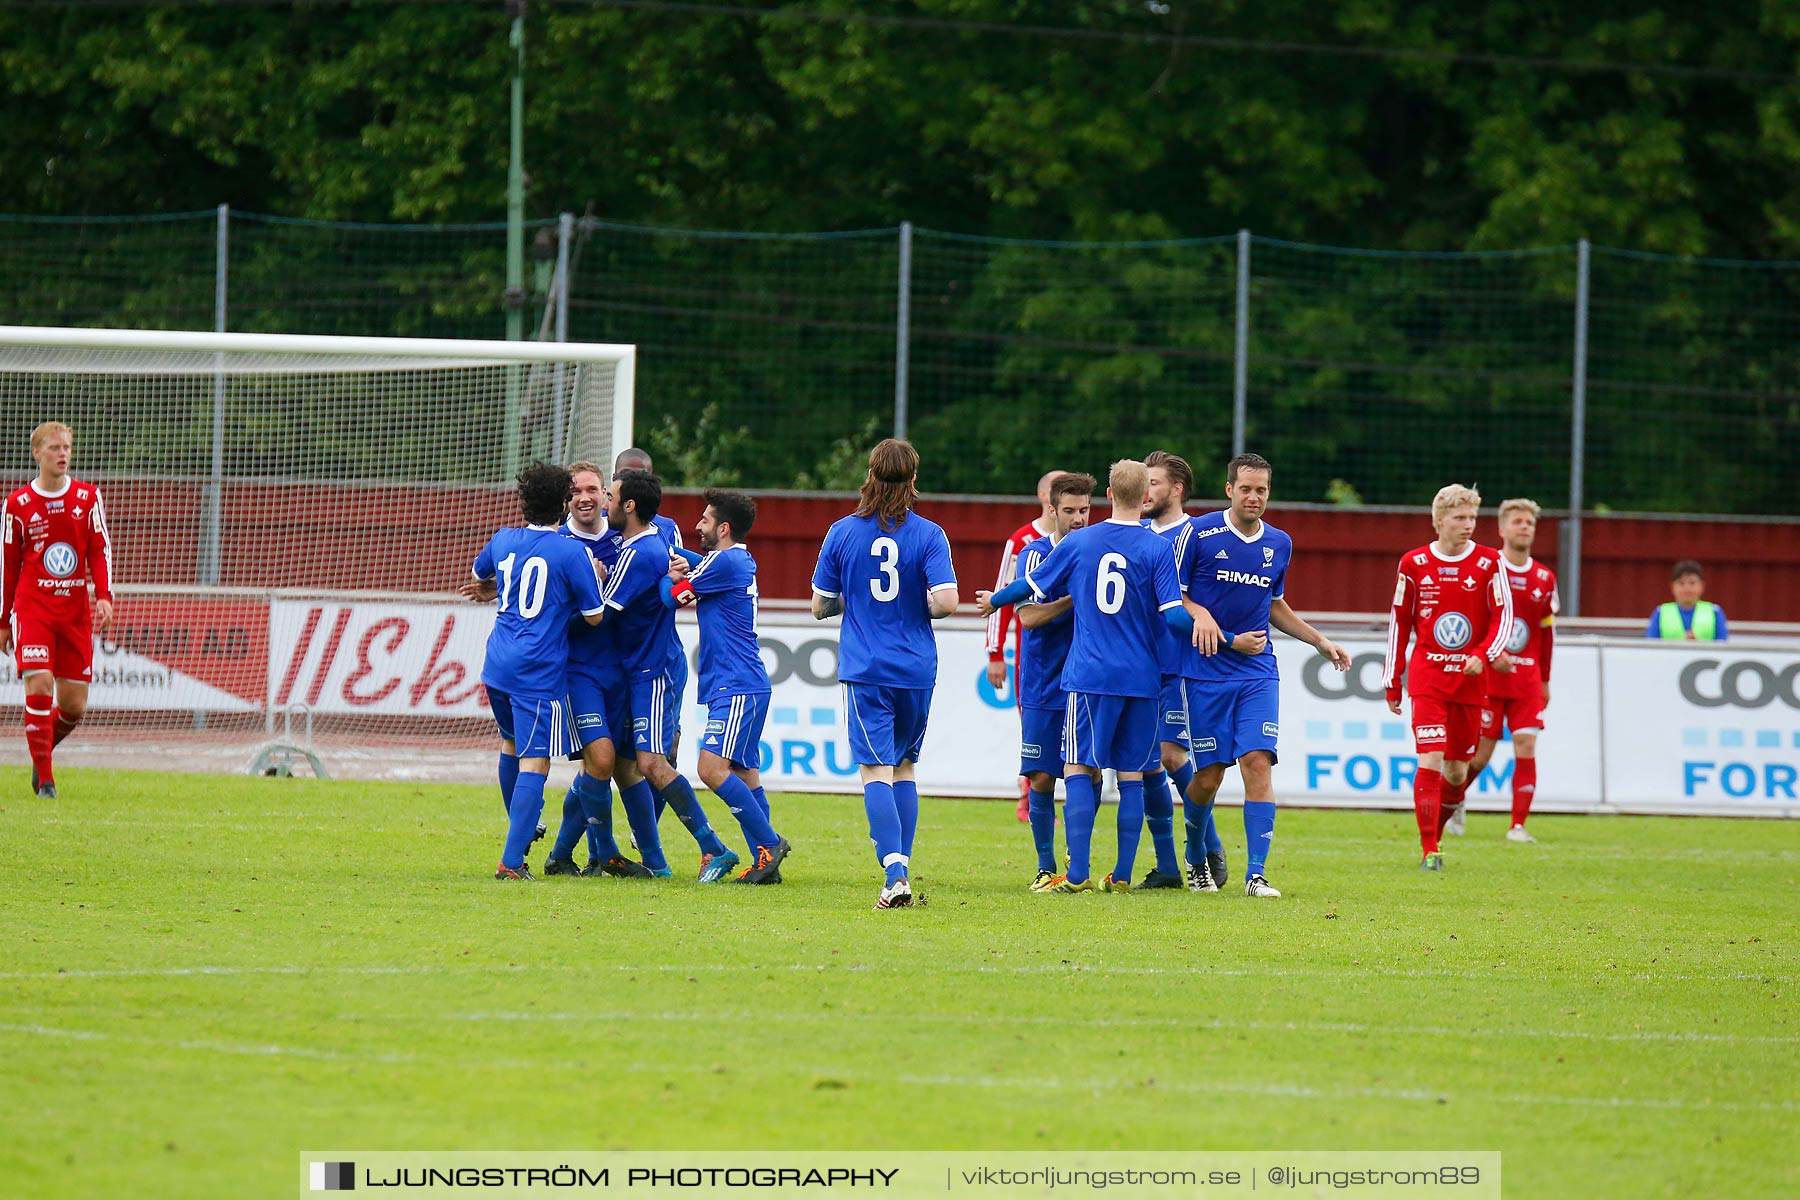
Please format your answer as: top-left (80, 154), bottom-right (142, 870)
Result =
top-left (3, 2), bottom-right (1797, 507)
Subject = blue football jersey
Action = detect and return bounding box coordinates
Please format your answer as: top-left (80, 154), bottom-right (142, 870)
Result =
top-left (599, 528), bottom-right (683, 680)
top-left (1016, 534), bottom-right (1077, 711)
top-left (473, 525), bottom-right (605, 700)
top-left (653, 513), bottom-right (684, 549)
top-left (599, 505), bottom-right (683, 551)
top-left (561, 519), bottom-right (617, 674)
top-left (811, 511), bottom-right (956, 689)
top-left (686, 543), bottom-right (771, 698)
top-left (1183, 510), bottom-right (1290, 680)
top-left (1145, 515), bottom-right (1195, 678)
top-left (1025, 518), bottom-right (1182, 700)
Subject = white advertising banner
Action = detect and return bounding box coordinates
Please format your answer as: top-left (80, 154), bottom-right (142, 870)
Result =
top-left (236, 600), bottom-right (1798, 817)
top-left (847, 626), bottom-right (1607, 811)
top-left (1596, 644), bottom-right (1800, 817)
top-left (268, 598), bottom-right (493, 717)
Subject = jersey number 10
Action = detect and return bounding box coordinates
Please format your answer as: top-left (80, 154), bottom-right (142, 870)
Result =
top-left (498, 552), bottom-right (549, 618)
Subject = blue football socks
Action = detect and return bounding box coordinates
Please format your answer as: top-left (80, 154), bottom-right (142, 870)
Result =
top-left (893, 779), bottom-right (920, 857)
top-left (1113, 777), bottom-right (1145, 883)
top-left (1244, 800), bottom-right (1276, 878)
top-left (1062, 771), bottom-right (1097, 884)
top-left (714, 771), bottom-right (779, 852)
top-left (862, 780), bottom-right (905, 882)
top-left (497, 751), bottom-right (519, 816)
top-left (751, 785), bottom-right (770, 821)
top-left (574, 772), bottom-right (619, 862)
top-left (550, 784), bottom-right (586, 862)
top-left (501, 770), bottom-right (548, 869)
top-left (618, 778), bottom-right (667, 872)
top-left (1028, 785), bottom-right (1057, 873)
top-left (662, 775), bottom-right (729, 859)
top-left (1143, 769), bottom-right (1179, 876)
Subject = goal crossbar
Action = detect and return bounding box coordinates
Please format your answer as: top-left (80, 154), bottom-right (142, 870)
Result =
top-left (0, 324), bottom-right (636, 366)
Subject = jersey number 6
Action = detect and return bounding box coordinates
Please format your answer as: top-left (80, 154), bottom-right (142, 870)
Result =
top-left (1096, 552), bottom-right (1127, 615)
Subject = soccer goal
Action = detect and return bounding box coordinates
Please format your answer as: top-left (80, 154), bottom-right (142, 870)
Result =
top-left (0, 324), bottom-right (634, 779)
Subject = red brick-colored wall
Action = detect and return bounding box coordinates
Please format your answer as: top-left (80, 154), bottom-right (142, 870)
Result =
top-left (91, 480), bottom-right (1800, 621)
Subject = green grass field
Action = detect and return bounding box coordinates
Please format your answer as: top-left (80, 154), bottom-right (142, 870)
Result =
top-left (1, 769), bottom-right (1795, 1198)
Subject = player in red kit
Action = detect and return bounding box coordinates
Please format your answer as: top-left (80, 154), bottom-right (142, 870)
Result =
top-left (2, 422), bottom-right (115, 798)
top-left (986, 469), bottom-right (1063, 820)
top-left (1383, 484), bottom-right (1512, 870)
top-left (1454, 498), bottom-right (1557, 844)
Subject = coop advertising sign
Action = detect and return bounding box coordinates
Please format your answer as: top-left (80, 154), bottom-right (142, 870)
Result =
top-left (46, 594), bottom-right (1796, 816)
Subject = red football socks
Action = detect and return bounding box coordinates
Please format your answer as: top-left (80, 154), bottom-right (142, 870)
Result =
top-left (24, 695), bottom-right (55, 785)
top-left (51, 706), bottom-right (80, 748)
top-left (1413, 767), bottom-right (1442, 854)
top-left (1512, 757), bottom-right (1538, 827)
top-left (1438, 778), bottom-right (1468, 837)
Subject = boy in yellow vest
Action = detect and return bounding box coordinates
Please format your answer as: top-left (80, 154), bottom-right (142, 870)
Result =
top-left (1647, 560), bottom-right (1727, 641)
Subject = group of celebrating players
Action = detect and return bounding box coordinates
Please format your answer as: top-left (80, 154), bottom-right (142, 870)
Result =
top-left (466, 449), bottom-right (790, 886)
top-left (2, 421), bottom-right (1553, 905)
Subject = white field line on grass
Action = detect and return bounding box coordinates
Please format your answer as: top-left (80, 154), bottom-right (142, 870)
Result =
top-left (0, 1020), bottom-right (1791, 1115)
top-left (428, 1008), bottom-right (1800, 1047)
top-left (15, 816), bottom-right (1800, 863)
top-left (1, 962), bottom-right (1791, 986)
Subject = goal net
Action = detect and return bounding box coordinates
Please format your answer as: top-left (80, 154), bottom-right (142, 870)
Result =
top-left (0, 325), bottom-right (634, 780)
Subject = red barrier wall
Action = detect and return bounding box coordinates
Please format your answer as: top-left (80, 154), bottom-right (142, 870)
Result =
top-left (89, 481), bottom-right (1800, 621)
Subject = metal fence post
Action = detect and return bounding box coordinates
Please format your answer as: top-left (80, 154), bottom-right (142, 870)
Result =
top-left (550, 211), bottom-right (573, 462)
top-left (1233, 228), bottom-right (1250, 458)
top-left (1565, 239), bottom-right (1591, 617)
top-left (200, 202), bottom-right (228, 589)
top-left (894, 221), bottom-right (913, 441)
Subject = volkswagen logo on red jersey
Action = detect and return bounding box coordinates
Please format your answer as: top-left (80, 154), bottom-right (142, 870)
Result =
top-left (1432, 612), bottom-right (1473, 650)
top-left (1505, 617), bottom-right (1530, 654)
top-left (42, 541), bottom-right (78, 579)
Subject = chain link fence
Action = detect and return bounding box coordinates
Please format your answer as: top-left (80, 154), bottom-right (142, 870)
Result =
top-left (4, 209), bottom-right (1797, 524)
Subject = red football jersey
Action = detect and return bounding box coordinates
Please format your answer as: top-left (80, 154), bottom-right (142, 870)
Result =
top-left (1383, 541), bottom-right (1512, 705)
top-left (1486, 556), bottom-right (1558, 700)
top-left (2, 477), bottom-right (114, 627)
top-left (985, 516), bottom-right (1052, 664)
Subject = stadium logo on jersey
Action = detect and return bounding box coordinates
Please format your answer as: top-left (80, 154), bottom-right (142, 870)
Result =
top-left (1506, 617), bottom-right (1530, 654)
top-left (1433, 612), bottom-right (1473, 650)
top-left (42, 541), bottom-right (77, 578)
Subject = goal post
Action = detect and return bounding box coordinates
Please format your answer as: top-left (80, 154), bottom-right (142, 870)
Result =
top-left (0, 324), bottom-right (636, 779)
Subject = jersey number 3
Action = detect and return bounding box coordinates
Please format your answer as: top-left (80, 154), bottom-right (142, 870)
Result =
top-left (869, 537), bottom-right (901, 602)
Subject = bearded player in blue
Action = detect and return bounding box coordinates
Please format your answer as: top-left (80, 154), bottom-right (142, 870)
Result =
top-left (1181, 453), bottom-right (1350, 897)
top-left (470, 462), bottom-right (605, 881)
top-left (668, 488), bottom-right (788, 884)
top-left (1008, 471), bottom-right (1094, 890)
top-left (811, 439), bottom-right (959, 911)
top-left (981, 459), bottom-right (1194, 893)
top-left (602, 470), bottom-right (740, 881)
